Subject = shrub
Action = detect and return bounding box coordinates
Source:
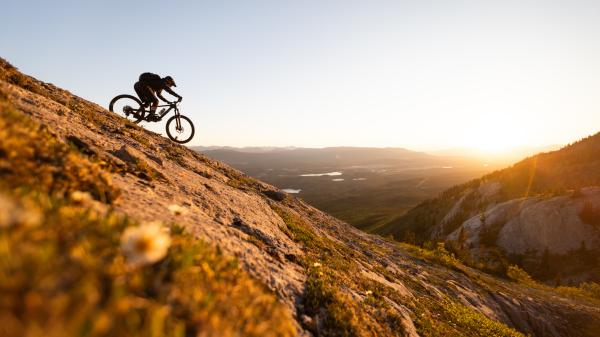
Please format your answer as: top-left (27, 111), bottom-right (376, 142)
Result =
top-left (556, 282), bottom-right (600, 301)
top-left (433, 242), bottom-right (460, 267)
top-left (506, 265), bottom-right (537, 285)
top-left (403, 241), bottom-right (461, 270)
top-left (580, 282), bottom-right (600, 298)
top-left (439, 300), bottom-right (526, 337)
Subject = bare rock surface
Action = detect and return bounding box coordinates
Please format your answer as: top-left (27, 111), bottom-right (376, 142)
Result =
top-left (448, 188), bottom-right (600, 254)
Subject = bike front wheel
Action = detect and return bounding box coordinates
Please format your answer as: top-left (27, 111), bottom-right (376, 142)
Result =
top-left (108, 94), bottom-right (145, 123)
top-left (165, 115), bottom-right (195, 144)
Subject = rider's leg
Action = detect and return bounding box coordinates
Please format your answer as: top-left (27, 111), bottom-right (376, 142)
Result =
top-left (134, 81), bottom-right (150, 104)
top-left (134, 82), bottom-right (158, 117)
top-left (149, 97), bottom-right (159, 116)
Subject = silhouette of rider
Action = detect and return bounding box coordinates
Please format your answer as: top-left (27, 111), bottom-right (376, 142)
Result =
top-left (134, 73), bottom-right (182, 121)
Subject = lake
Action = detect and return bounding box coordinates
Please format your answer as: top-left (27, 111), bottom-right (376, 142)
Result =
top-left (300, 171), bottom-right (342, 177)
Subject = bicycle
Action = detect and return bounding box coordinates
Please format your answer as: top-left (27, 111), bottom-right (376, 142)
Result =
top-left (108, 94), bottom-right (195, 144)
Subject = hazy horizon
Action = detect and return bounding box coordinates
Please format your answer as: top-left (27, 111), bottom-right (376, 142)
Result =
top-left (3, 1), bottom-right (600, 151)
top-left (193, 142), bottom-right (563, 153)
top-left (194, 143), bottom-right (565, 166)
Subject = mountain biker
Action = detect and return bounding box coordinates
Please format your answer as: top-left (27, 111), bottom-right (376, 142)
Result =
top-left (134, 73), bottom-right (182, 121)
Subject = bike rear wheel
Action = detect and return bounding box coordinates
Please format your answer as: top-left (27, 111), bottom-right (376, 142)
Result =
top-left (166, 115), bottom-right (195, 144)
top-left (108, 94), bottom-right (145, 123)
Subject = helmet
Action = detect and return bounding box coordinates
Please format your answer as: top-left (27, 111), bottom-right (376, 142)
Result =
top-left (163, 76), bottom-right (177, 87)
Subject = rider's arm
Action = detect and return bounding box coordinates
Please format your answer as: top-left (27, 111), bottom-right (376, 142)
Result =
top-left (163, 86), bottom-right (182, 101)
top-left (156, 92), bottom-right (171, 103)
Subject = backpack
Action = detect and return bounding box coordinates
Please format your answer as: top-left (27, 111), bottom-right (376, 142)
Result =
top-left (139, 72), bottom-right (161, 82)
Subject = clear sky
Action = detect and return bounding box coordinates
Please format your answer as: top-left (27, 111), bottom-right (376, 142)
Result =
top-left (2, 0), bottom-right (600, 150)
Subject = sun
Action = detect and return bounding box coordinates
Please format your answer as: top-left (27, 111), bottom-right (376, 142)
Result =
top-left (461, 124), bottom-right (527, 154)
top-left (474, 138), bottom-right (516, 152)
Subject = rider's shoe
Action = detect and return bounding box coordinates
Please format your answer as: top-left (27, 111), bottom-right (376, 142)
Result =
top-left (147, 109), bottom-right (164, 121)
top-left (149, 108), bottom-right (165, 121)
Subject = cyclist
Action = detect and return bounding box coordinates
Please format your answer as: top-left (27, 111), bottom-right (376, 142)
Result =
top-left (134, 73), bottom-right (182, 121)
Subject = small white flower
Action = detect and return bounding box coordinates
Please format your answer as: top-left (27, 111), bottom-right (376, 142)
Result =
top-left (71, 191), bottom-right (93, 204)
top-left (121, 221), bottom-right (171, 267)
top-left (313, 262), bottom-right (322, 268)
top-left (365, 290), bottom-right (373, 296)
top-left (167, 204), bottom-right (187, 216)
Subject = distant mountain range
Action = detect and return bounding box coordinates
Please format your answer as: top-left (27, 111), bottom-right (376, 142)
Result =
top-left (192, 146), bottom-right (299, 153)
top-left (192, 146), bottom-right (470, 172)
top-left (193, 145), bottom-right (561, 167)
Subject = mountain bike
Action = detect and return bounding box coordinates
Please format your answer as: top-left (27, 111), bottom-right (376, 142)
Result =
top-left (109, 94), bottom-right (195, 144)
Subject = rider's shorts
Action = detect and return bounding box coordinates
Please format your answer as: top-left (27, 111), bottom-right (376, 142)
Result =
top-left (134, 81), bottom-right (158, 106)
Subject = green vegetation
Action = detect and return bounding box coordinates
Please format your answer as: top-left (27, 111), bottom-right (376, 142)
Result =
top-left (506, 265), bottom-right (536, 285)
top-left (226, 173), bottom-right (260, 191)
top-left (401, 241), bottom-right (461, 270)
top-left (556, 282), bottom-right (600, 301)
top-left (0, 89), bottom-right (296, 337)
top-left (507, 264), bottom-right (600, 303)
top-left (506, 242), bottom-right (600, 283)
top-left (303, 266), bottom-right (367, 336)
top-left (127, 129), bottom-right (152, 148)
top-left (273, 205), bottom-right (402, 336)
top-left (132, 157), bottom-right (164, 181)
top-left (162, 143), bottom-right (189, 168)
top-left (436, 300), bottom-right (526, 337)
top-left (277, 168), bottom-right (486, 232)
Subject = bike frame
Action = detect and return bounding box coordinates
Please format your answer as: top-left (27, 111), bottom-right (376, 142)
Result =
top-left (140, 102), bottom-right (181, 124)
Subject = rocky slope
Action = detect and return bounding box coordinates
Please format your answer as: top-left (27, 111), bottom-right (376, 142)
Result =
top-left (1, 58), bottom-right (600, 337)
top-left (378, 135), bottom-right (600, 283)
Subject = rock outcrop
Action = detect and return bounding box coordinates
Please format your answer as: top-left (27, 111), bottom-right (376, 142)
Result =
top-left (447, 187), bottom-right (600, 254)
